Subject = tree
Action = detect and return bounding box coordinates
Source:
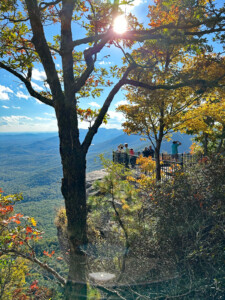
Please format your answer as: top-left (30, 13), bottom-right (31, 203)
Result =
top-left (117, 49), bottom-right (220, 180)
top-left (0, 188), bottom-right (66, 298)
top-left (1, 0), bottom-right (225, 298)
top-left (177, 55), bottom-right (225, 155)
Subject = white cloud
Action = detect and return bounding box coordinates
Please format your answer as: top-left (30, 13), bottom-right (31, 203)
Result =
top-left (2, 115), bottom-right (32, 122)
top-left (99, 61), bottom-right (111, 65)
top-left (16, 91), bottom-right (30, 100)
top-left (2, 105), bottom-right (9, 109)
top-left (88, 101), bottom-right (101, 108)
top-left (31, 81), bottom-right (44, 91)
top-left (0, 115), bottom-right (58, 132)
top-left (108, 110), bottom-right (125, 123)
top-left (35, 117), bottom-right (51, 121)
top-left (0, 85), bottom-right (13, 100)
top-left (32, 68), bottom-right (47, 81)
top-left (115, 100), bottom-right (128, 108)
top-left (12, 106), bottom-right (21, 109)
top-left (44, 112), bottom-right (55, 118)
top-left (0, 115), bottom-right (33, 127)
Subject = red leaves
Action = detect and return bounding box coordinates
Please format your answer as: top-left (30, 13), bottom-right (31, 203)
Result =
top-left (0, 204), bottom-right (13, 215)
top-left (26, 226), bottom-right (33, 234)
top-left (30, 280), bottom-right (38, 290)
top-left (43, 250), bottom-right (55, 257)
top-left (7, 213), bottom-right (23, 224)
top-left (106, 80), bottom-right (113, 86)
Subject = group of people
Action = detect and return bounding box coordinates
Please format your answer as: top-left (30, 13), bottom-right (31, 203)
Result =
top-left (116, 143), bottom-right (136, 168)
top-left (115, 140), bottom-right (182, 166)
top-left (117, 143), bottom-right (135, 156)
top-left (142, 146), bottom-right (155, 158)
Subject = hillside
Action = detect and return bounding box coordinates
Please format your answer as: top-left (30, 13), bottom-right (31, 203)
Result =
top-left (0, 130), bottom-right (192, 237)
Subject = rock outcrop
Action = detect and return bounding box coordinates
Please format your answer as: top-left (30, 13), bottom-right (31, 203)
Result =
top-left (86, 169), bottom-right (108, 196)
top-left (56, 169), bottom-right (107, 263)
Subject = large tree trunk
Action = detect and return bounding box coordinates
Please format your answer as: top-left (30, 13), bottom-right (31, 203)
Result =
top-left (155, 146), bottom-right (161, 181)
top-left (56, 107), bottom-right (88, 299)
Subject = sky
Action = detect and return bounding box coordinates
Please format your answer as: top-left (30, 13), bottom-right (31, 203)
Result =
top-left (0, 0), bottom-right (150, 133)
top-left (0, 0), bottom-right (149, 133)
top-left (0, 0), bottom-right (223, 133)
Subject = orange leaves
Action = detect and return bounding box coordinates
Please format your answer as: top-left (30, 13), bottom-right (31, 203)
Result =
top-left (0, 204), bottom-right (13, 215)
top-left (26, 226), bottom-right (33, 234)
top-left (7, 213), bottom-right (23, 224)
top-left (77, 107), bottom-right (94, 119)
top-left (136, 155), bottom-right (156, 173)
top-left (43, 250), bottom-right (55, 257)
top-left (76, 106), bottom-right (107, 126)
top-left (106, 80), bottom-right (113, 86)
top-left (80, 1), bottom-right (89, 13)
top-left (148, 1), bottom-right (181, 28)
top-left (30, 280), bottom-right (38, 290)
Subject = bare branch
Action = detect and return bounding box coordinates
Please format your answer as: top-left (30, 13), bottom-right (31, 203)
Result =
top-left (0, 249), bottom-right (66, 285)
top-left (0, 62), bottom-right (54, 107)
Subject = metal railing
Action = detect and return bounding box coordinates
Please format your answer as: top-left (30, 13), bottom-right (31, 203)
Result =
top-left (112, 151), bottom-right (204, 181)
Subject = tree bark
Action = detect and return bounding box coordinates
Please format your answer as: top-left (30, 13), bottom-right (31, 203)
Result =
top-left (155, 117), bottom-right (164, 181)
top-left (55, 104), bottom-right (88, 299)
top-left (155, 146), bottom-right (161, 181)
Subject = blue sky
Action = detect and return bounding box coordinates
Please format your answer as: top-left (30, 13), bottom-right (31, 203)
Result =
top-left (0, 0), bottom-right (223, 132)
top-left (0, 0), bottom-right (149, 132)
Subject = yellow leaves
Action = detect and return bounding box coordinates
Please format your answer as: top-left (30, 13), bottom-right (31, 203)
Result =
top-left (122, 204), bottom-right (130, 210)
top-left (121, 199), bottom-right (130, 211)
top-left (126, 176), bottom-right (136, 182)
top-left (136, 155), bottom-right (156, 173)
top-left (30, 217), bottom-right (36, 227)
top-left (190, 143), bottom-right (203, 155)
top-left (136, 174), bottom-right (155, 188)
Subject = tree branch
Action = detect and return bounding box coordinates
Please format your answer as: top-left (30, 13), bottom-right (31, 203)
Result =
top-left (72, 33), bottom-right (107, 48)
top-left (39, 0), bottom-right (62, 10)
top-left (123, 77), bottom-right (225, 92)
top-left (0, 249), bottom-right (66, 286)
top-left (25, 0), bottom-right (64, 102)
top-left (74, 31), bottom-right (113, 93)
top-left (82, 66), bottom-right (135, 153)
top-left (0, 62), bottom-right (54, 107)
top-left (0, 16), bottom-right (30, 23)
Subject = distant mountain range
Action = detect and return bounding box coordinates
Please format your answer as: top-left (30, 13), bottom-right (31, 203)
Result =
top-left (0, 129), bottom-right (193, 237)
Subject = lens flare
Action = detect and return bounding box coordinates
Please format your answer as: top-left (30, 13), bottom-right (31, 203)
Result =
top-left (113, 15), bottom-right (128, 34)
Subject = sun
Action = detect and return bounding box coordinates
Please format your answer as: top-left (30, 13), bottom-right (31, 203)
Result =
top-left (113, 15), bottom-right (128, 34)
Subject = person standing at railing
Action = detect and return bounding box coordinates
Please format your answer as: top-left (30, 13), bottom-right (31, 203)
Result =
top-left (129, 148), bottom-right (136, 168)
top-left (172, 141), bottom-right (181, 161)
top-left (149, 146), bottom-right (155, 158)
top-left (129, 148), bottom-right (134, 155)
top-left (142, 146), bottom-right (150, 157)
top-left (116, 144), bottom-right (124, 164)
top-left (124, 143), bottom-right (129, 168)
